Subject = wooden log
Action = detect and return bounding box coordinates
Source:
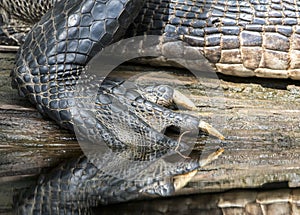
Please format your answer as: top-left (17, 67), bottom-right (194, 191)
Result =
top-left (0, 51), bottom-right (300, 213)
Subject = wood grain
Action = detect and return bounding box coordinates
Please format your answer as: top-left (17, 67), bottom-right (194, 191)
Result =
top-left (0, 51), bottom-right (300, 213)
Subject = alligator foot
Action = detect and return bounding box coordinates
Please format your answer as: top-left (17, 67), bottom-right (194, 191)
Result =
top-left (198, 121), bottom-right (225, 140)
top-left (138, 84), bottom-right (224, 140)
top-left (130, 83), bottom-right (225, 193)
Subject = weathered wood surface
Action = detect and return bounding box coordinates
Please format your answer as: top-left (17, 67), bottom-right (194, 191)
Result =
top-left (0, 51), bottom-right (300, 213)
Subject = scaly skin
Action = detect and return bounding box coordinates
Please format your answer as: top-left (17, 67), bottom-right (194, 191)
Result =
top-left (4, 0), bottom-right (300, 79)
top-left (7, 0), bottom-right (223, 214)
top-left (1, 0), bottom-right (299, 214)
top-left (129, 0), bottom-right (300, 79)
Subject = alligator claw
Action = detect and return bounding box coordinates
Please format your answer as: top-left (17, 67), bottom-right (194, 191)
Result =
top-left (173, 169), bottom-right (198, 191)
top-left (139, 84), bottom-right (197, 110)
top-left (171, 87), bottom-right (224, 140)
top-left (172, 89), bottom-right (198, 111)
top-left (199, 121), bottom-right (225, 140)
top-left (173, 148), bottom-right (224, 191)
top-left (199, 148), bottom-right (225, 167)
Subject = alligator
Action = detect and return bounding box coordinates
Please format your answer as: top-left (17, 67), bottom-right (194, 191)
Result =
top-left (1, 0), bottom-right (300, 214)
